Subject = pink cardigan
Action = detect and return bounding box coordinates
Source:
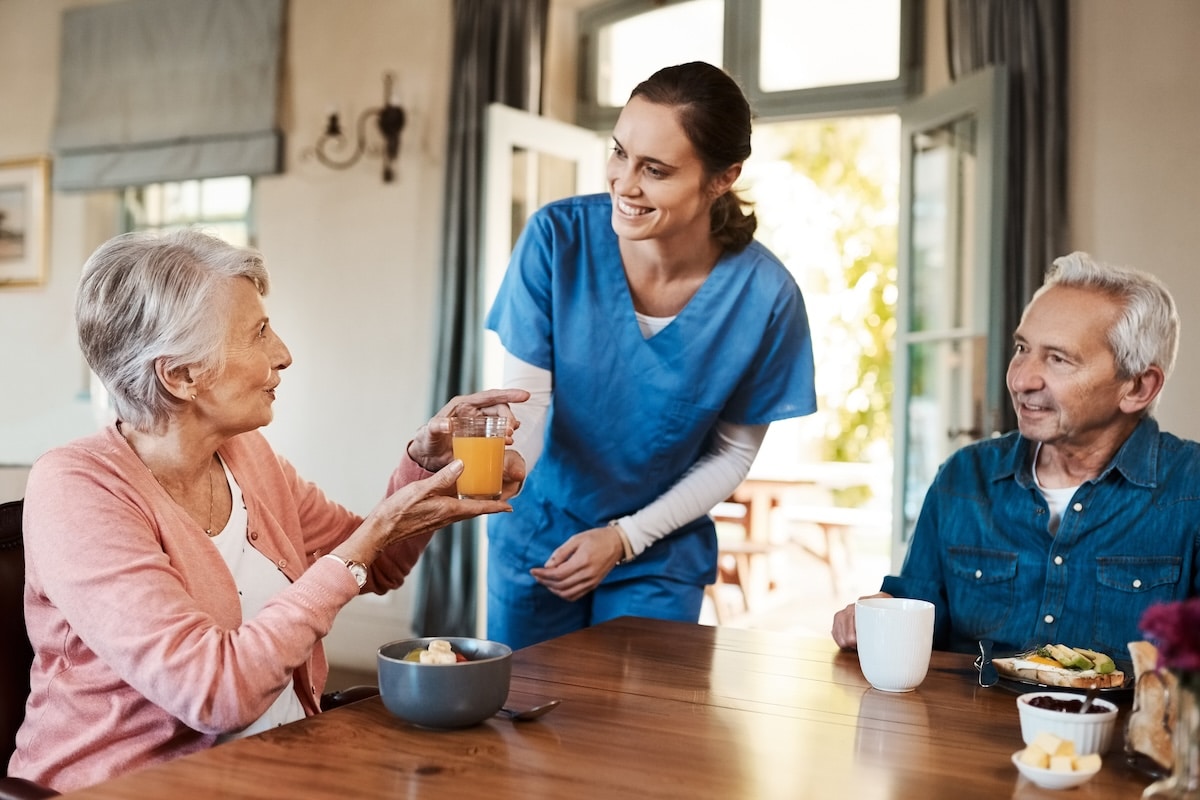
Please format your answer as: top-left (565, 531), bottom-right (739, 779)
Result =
top-left (9, 424), bottom-right (433, 792)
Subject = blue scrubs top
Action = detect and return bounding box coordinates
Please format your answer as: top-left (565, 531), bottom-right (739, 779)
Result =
top-left (485, 193), bottom-right (816, 589)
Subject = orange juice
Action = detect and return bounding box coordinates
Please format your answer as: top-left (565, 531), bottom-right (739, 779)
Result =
top-left (452, 435), bottom-right (504, 499)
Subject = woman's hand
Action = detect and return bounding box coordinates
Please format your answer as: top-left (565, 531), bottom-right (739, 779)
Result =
top-left (406, 388), bottom-right (531, 472)
top-left (336, 460), bottom-right (511, 564)
top-left (530, 526), bottom-right (625, 601)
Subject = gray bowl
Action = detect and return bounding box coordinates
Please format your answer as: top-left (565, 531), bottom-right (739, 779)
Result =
top-left (377, 636), bottom-right (512, 729)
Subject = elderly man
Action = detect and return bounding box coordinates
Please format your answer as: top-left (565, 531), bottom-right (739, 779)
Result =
top-left (832, 252), bottom-right (1200, 655)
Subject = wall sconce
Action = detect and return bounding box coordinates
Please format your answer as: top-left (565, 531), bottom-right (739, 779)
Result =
top-left (308, 72), bottom-right (407, 183)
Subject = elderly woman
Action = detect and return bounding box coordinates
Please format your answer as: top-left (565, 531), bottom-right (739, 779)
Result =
top-left (8, 229), bottom-right (528, 793)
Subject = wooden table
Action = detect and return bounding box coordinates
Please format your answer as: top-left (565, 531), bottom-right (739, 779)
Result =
top-left (59, 617), bottom-right (1153, 799)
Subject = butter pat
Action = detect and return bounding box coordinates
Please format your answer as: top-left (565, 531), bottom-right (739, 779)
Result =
top-left (1050, 755), bottom-right (1075, 772)
top-left (1031, 732), bottom-right (1068, 756)
top-left (1074, 753), bottom-right (1102, 772)
top-left (1019, 745), bottom-right (1050, 768)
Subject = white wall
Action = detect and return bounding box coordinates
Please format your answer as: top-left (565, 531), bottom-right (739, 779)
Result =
top-left (1067, 0), bottom-right (1200, 440)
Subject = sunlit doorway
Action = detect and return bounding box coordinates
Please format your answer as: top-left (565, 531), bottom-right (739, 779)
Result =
top-left (703, 115), bottom-right (899, 635)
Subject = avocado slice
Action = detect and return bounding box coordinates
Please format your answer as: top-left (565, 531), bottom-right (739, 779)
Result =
top-left (1074, 647), bottom-right (1116, 674)
top-left (1046, 643), bottom-right (1094, 670)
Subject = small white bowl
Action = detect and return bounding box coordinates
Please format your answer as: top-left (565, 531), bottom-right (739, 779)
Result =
top-left (1011, 751), bottom-right (1101, 790)
top-left (1016, 691), bottom-right (1118, 755)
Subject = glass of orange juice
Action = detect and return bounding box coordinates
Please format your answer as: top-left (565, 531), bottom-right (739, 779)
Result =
top-left (449, 416), bottom-right (507, 500)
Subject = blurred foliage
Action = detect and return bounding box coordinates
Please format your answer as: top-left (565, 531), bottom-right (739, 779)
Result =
top-left (777, 119), bottom-right (897, 468)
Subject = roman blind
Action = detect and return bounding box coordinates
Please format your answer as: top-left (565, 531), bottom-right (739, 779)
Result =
top-left (51, 0), bottom-right (286, 191)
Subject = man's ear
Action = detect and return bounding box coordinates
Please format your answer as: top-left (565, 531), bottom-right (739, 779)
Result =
top-left (1120, 365), bottom-right (1165, 415)
top-left (155, 359), bottom-right (195, 402)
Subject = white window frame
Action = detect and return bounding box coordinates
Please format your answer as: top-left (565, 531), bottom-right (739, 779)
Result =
top-left (576, 0), bottom-right (921, 130)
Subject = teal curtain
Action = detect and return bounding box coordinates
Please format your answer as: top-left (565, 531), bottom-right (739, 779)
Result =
top-left (413, 0), bottom-right (549, 637)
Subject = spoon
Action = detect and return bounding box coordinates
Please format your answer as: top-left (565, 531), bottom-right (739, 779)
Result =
top-left (1078, 687), bottom-right (1100, 714)
top-left (497, 699), bottom-right (561, 721)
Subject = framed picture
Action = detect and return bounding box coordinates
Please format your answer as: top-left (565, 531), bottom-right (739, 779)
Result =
top-left (0, 156), bottom-right (51, 287)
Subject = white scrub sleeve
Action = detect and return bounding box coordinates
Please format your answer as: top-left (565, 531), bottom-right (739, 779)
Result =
top-left (501, 349), bottom-right (766, 558)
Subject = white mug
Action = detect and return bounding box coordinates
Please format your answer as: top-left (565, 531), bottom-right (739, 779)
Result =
top-left (855, 597), bottom-right (935, 692)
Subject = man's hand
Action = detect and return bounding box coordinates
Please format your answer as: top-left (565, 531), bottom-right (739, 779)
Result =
top-left (831, 591), bottom-right (892, 650)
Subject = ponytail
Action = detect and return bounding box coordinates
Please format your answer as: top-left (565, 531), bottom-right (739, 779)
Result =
top-left (711, 191), bottom-right (757, 252)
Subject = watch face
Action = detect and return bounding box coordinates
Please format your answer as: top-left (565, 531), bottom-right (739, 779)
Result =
top-left (349, 562), bottom-right (368, 588)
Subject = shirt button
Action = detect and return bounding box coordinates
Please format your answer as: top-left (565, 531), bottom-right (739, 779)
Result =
top-left (278, 559), bottom-right (287, 568)
top-left (1054, 555), bottom-right (1064, 565)
top-left (975, 569), bottom-right (983, 579)
top-left (1044, 614), bottom-right (1055, 624)
top-left (249, 531), bottom-right (259, 541)
top-left (1072, 502), bottom-right (1083, 512)
top-left (1132, 579), bottom-right (1143, 589)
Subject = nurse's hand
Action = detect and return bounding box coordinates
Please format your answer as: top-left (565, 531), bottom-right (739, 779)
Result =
top-left (406, 388), bottom-right (531, 472)
top-left (530, 526), bottom-right (625, 601)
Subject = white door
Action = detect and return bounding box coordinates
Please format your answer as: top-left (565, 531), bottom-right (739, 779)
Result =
top-left (892, 66), bottom-right (1010, 569)
top-left (476, 103), bottom-right (606, 633)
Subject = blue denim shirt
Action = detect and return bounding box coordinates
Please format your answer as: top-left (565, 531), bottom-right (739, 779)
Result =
top-left (882, 417), bottom-right (1200, 655)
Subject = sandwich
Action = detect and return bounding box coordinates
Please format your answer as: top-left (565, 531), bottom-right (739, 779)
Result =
top-left (991, 643), bottom-right (1126, 689)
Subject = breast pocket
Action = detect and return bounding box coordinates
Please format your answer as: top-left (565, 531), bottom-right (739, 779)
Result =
top-left (946, 547), bottom-right (1019, 640)
top-left (1092, 556), bottom-right (1182, 654)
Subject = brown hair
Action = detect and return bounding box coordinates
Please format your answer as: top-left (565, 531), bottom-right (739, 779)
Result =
top-left (629, 61), bottom-right (757, 252)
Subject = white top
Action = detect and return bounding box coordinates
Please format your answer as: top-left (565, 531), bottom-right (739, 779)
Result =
top-left (211, 457), bottom-right (306, 742)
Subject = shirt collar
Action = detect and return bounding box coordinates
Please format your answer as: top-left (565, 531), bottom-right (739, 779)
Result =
top-left (1007, 415), bottom-right (1161, 490)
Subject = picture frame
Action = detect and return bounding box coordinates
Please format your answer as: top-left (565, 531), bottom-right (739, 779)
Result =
top-left (0, 156), bottom-right (51, 287)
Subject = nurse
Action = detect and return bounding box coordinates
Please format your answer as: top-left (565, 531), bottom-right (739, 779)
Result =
top-left (485, 61), bottom-right (817, 649)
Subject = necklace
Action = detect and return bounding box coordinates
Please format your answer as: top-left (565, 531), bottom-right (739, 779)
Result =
top-left (147, 457), bottom-right (217, 537)
top-left (203, 459), bottom-right (216, 536)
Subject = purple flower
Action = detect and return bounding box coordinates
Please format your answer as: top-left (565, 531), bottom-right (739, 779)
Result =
top-left (1139, 598), bottom-right (1200, 672)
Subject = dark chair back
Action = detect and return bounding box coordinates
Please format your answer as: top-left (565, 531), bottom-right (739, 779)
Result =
top-left (0, 499), bottom-right (61, 799)
top-left (0, 501), bottom-right (33, 767)
top-left (0, 500), bottom-right (32, 768)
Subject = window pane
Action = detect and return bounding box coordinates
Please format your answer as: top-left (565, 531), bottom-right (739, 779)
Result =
top-left (199, 176), bottom-right (252, 217)
top-left (164, 181), bottom-right (201, 223)
top-left (596, 0), bottom-right (723, 106)
top-left (760, 0), bottom-right (900, 91)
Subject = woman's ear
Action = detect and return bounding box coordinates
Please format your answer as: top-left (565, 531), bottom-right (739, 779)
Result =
top-left (155, 359), bottom-right (195, 402)
top-left (708, 163), bottom-right (742, 199)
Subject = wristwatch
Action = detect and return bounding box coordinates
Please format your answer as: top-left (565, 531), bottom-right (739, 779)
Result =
top-left (324, 553), bottom-right (368, 588)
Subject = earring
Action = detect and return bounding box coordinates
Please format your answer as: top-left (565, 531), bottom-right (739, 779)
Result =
top-left (191, 394), bottom-right (197, 401)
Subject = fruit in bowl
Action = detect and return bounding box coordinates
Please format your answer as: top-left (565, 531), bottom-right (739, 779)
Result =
top-left (377, 636), bottom-right (512, 729)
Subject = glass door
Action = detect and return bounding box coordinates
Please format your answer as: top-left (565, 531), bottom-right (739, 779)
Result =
top-left (892, 66), bottom-right (1009, 569)
top-left (477, 103), bottom-right (606, 632)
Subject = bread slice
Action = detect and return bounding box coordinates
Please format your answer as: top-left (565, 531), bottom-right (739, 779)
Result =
top-left (1125, 640), bottom-right (1175, 769)
top-left (992, 653), bottom-right (1126, 689)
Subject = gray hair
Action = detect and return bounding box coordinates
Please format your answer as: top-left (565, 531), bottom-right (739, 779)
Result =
top-left (1032, 251), bottom-right (1179, 388)
top-left (76, 229), bottom-right (271, 431)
